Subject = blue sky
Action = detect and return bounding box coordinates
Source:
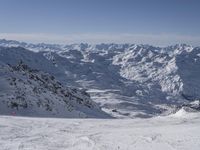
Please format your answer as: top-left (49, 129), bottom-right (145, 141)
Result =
top-left (0, 0), bottom-right (199, 45)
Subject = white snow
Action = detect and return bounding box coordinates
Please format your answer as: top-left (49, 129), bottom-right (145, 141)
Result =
top-left (0, 40), bottom-right (200, 149)
top-left (0, 61), bottom-right (109, 118)
top-left (170, 108), bottom-right (189, 118)
top-left (0, 114), bottom-right (200, 150)
top-left (1, 40), bottom-right (200, 118)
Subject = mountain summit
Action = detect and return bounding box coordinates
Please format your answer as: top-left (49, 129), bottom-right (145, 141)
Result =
top-left (0, 39), bottom-right (200, 118)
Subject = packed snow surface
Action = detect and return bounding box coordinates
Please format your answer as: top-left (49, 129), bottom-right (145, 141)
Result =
top-left (0, 113), bottom-right (200, 150)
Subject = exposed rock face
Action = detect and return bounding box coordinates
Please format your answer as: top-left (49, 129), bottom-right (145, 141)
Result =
top-left (0, 61), bottom-right (110, 118)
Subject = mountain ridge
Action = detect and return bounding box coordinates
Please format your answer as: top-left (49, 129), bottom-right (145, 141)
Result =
top-left (0, 60), bottom-right (110, 118)
top-left (0, 39), bottom-right (200, 118)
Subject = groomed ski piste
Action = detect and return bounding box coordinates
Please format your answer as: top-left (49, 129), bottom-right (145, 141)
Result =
top-left (0, 110), bottom-right (200, 150)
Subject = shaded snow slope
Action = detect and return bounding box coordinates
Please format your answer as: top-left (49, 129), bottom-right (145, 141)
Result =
top-left (0, 114), bottom-right (200, 150)
top-left (0, 40), bottom-right (200, 118)
top-left (0, 61), bottom-right (110, 118)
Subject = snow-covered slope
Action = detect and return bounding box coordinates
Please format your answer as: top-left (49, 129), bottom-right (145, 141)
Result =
top-left (0, 60), bottom-right (109, 118)
top-left (0, 113), bottom-right (200, 150)
top-left (0, 39), bottom-right (200, 118)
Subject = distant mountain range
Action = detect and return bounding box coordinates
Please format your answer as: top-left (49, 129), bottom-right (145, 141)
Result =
top-left (0, 39), bottom-right (200, 118)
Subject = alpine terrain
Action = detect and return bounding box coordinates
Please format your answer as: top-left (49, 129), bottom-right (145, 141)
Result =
top-left (0, 39), bottom-right (200, 118)
top-left (1, 40), bottom-right (200, 150)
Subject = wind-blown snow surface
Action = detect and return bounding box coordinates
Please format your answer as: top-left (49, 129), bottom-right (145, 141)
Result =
top-left (1, 39), bottom-right (200, 118)
top-left (0, 113), bottom-right (200, 150)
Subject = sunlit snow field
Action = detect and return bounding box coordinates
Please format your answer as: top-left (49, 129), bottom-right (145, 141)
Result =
top-left (1, 111), bottom-right (200, 150)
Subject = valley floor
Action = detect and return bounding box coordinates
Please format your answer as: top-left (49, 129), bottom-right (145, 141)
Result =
top-left (0, 112), bottom-right (200, 150)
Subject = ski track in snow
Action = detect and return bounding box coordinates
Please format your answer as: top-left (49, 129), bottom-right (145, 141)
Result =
top-left (0, 114), bottom-right (200, 150)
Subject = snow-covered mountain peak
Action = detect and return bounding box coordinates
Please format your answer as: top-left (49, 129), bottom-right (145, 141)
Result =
top-left (0, 39), bottom-right (200, 118)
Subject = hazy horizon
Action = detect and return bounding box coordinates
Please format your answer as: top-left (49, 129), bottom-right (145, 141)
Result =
top-left (0, 0), bottom-right (199, 45)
